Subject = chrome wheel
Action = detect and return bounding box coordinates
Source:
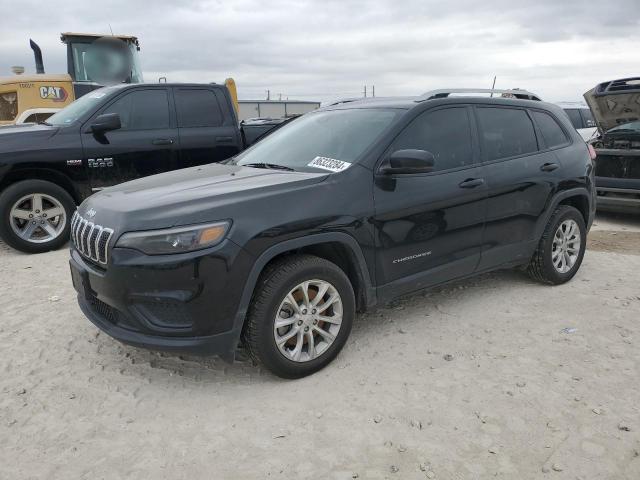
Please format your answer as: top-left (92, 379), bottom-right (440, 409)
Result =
top-left (273, 279), bottom-right (343, 363)
top-left (552, 219), bottom-right (581, 274)
top-left (9, 193), bottom-right (67, 244)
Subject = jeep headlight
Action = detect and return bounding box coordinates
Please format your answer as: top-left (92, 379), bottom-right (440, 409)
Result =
top-left (116, 221), bottom-right (230, 254)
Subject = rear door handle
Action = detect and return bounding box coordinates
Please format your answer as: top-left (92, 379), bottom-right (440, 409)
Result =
top-left (152, 138), bottom-right (174, 145)
top-left (540, 162), bottom-right (559, 172)
top-left (216, 136), bottom-right (234, 143)
top-left (459, 178), bottom-right (485, 188)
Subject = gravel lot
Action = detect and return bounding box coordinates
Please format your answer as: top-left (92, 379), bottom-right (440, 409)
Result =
top-left (1, 212), bottom-right (639, 479)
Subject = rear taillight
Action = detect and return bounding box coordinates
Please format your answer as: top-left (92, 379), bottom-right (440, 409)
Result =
top-left (587, 144), bottom-right (597, 161)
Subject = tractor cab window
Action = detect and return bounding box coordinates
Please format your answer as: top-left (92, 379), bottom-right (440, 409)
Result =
top-left (71, 40), bottom-right (143, 84)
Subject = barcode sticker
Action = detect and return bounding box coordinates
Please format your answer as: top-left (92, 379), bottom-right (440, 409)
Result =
top-left (307, 156), bottom-right (352, 172)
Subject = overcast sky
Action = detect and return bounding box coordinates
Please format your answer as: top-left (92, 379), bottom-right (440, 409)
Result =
top-left (2, 0), bottom-right (639, 104)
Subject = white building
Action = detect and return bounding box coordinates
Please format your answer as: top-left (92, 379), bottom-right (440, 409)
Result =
top-left (238, 100), bottom-right (320, 121)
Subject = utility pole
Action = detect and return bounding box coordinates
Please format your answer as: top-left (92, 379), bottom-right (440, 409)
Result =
top-left (278, 93), bottom-right (282, 101)
top-left (266, 89), bottom-right (270, 100)
top-left (363, 85), bottom-right (367, 98)
top-left (372, 85), bottom-right (375, 98)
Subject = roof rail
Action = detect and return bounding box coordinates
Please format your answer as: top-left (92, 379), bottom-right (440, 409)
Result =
top-left (419, 88), bottom-right (542, 102)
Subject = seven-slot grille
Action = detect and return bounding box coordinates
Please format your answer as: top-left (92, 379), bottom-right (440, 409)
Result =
top-left (71, 211), bottom-right (114, 264)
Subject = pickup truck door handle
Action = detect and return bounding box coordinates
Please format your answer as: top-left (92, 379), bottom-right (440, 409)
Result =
top-left (152, 138), bottom-right (174, 146)
top-left (216, 136), bottom-right (234, 143)
top-left (540, 162), bottom-right (559, 172)
top-left (459, 178), bottom-right (485, 189)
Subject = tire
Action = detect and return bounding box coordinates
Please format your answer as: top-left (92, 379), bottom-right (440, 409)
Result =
top-left (0, 180), bottom-right (75, 254)
top-left (526, 205), bottom-right (586, 285)
top-left (243, 254), bottom-right (355, 379)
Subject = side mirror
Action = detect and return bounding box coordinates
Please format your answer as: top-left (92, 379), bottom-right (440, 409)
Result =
top-left (380, 149), bottom-right (435, 175)
top-left (90, 113), bottom-right (121, 134)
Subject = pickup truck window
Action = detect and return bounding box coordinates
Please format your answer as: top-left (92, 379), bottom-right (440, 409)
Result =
top-left (102, 89), bottom-right (170, 130)
top-left (233, 109), bottom-right (400, 172)
top-left (175, 89), bottom-right (223, 128)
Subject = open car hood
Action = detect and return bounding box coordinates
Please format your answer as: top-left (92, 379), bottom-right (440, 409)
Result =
top-left (584, 77), bottom-right (640, 134)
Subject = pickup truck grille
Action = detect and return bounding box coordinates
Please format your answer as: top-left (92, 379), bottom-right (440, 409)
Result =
top-left (71, 211), bottom-right (114, 264)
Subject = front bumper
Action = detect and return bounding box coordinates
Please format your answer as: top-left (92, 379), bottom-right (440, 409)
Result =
top-left (70, 239), bottom-right (254, 360)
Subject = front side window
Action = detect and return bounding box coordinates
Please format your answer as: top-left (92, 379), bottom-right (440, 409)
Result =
top-left (390, 107), bottom-right (474, 171)
top-left (175, 89), bottom-right (223, 127)
top-left (102, 89), bottom-right (170, 130)
top-left (531, 110), bottom-right (569, 149)
top-left (476, 107), bottom-right (538, 161)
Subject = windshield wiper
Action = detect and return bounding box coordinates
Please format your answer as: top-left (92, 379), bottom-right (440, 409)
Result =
top-left (242, 162), bottom-right (295, 172)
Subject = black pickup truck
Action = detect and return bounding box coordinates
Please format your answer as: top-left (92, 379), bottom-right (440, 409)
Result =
top-left (0, 83), bottom-right (278, 253)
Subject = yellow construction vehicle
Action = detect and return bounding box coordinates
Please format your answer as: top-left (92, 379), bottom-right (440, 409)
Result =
top-left (0, 33), bottom-right (142, 125)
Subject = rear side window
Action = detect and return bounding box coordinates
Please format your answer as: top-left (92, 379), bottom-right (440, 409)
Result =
top-left (102, 89), bottom-right (170, 130)
top-left (564, 109), bottom-right (583, 129)
top-left (391, 107), bottom-right (474, 171)
top-left (175, 89), bottom-right (223, 127)
top-left (476, 107), bottom-right (538, 161)
top-left (531, 110), bottom-right (569, 148)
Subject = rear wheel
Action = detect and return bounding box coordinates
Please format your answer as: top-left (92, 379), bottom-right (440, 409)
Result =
top-left (526, 205), bottom-right (586, 284)
top-left (0, 180), bottom-right (75, 253)
top-left (243, 254), bottom-right (355, 378)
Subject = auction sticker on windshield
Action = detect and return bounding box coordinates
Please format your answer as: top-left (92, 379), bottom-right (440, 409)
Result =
top-left (308, 156), bottom-right (352, 172)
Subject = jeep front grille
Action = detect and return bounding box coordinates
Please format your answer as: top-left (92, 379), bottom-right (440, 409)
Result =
top-left (71, 211), bottom-right (114, 264)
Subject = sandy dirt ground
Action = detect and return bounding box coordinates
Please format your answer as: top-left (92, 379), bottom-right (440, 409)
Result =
top-left (1, 213), bottom-right (639, 479)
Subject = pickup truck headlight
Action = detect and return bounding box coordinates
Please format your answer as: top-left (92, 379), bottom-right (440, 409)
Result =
top-left (116, 221), bottom-right (230, 254)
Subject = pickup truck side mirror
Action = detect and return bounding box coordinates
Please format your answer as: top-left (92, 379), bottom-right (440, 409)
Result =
top-left (90, 113), bottom-right (121, 134)
top-left (380, 149), bottom-right (435, 175)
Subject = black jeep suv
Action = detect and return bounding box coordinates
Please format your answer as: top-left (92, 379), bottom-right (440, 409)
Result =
top-left (70, 89), bottom-right (596, 378)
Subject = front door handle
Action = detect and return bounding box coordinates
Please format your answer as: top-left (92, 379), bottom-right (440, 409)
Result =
top-left (459, 178), bottom-right (485, 188)
top-left (152, 138), bottom-right (174, 146)
top-left (216, 136), bottom-right (234, 143)
top-left (540, 162), bottom-right (559, 172)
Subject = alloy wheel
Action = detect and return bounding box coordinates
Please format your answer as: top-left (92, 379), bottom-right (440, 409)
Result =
top-left (273, 279), bottom-right (343, 362)
top-left (551, 219), bottom-right (581, 274)
top-left (9, 193), bottom-right (67, 244)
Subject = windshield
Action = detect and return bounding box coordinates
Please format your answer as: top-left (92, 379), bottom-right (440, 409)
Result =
top-left (46, 87), bottom-right (120, 126)
top-left (607, 120), bottom-right (640, 134)
top-left (232, 108), bottom-right (402, 172)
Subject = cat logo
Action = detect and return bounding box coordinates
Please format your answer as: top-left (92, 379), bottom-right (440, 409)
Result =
top-left (39, 86), bottom-right (69, 102)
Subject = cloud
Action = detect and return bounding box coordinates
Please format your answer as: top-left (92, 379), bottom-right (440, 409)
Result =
top-left (1, 0), bottom-right (639, 103)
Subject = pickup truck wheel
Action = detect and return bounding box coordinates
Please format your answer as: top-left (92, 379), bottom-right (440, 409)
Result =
top-left (526, 205), bottom-right (586, 285)
top-left (243, 254), bottom-right (355, 379)
top-left (0, 180), bottom-right (75, 253)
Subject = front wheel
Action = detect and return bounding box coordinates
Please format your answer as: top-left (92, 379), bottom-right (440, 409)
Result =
top-left (243, 254), bottom-right (355, 379)
top-left (0, 180), bottom-right (75, 253)
top-left (526, 205), bottom-right (587, 284)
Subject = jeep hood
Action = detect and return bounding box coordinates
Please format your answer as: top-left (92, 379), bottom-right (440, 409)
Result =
top-left (584, 78), bottom-right (640, 134)
top-left (81, 162), bottom-right (329, 231)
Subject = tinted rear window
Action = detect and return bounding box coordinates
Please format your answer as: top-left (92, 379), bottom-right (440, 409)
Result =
top-left (175, 89), bottom-right (223, 127)
top-left (531, 110), bottom-right (569, 148)
top-left (476, 107), bottom-right (538, 161)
